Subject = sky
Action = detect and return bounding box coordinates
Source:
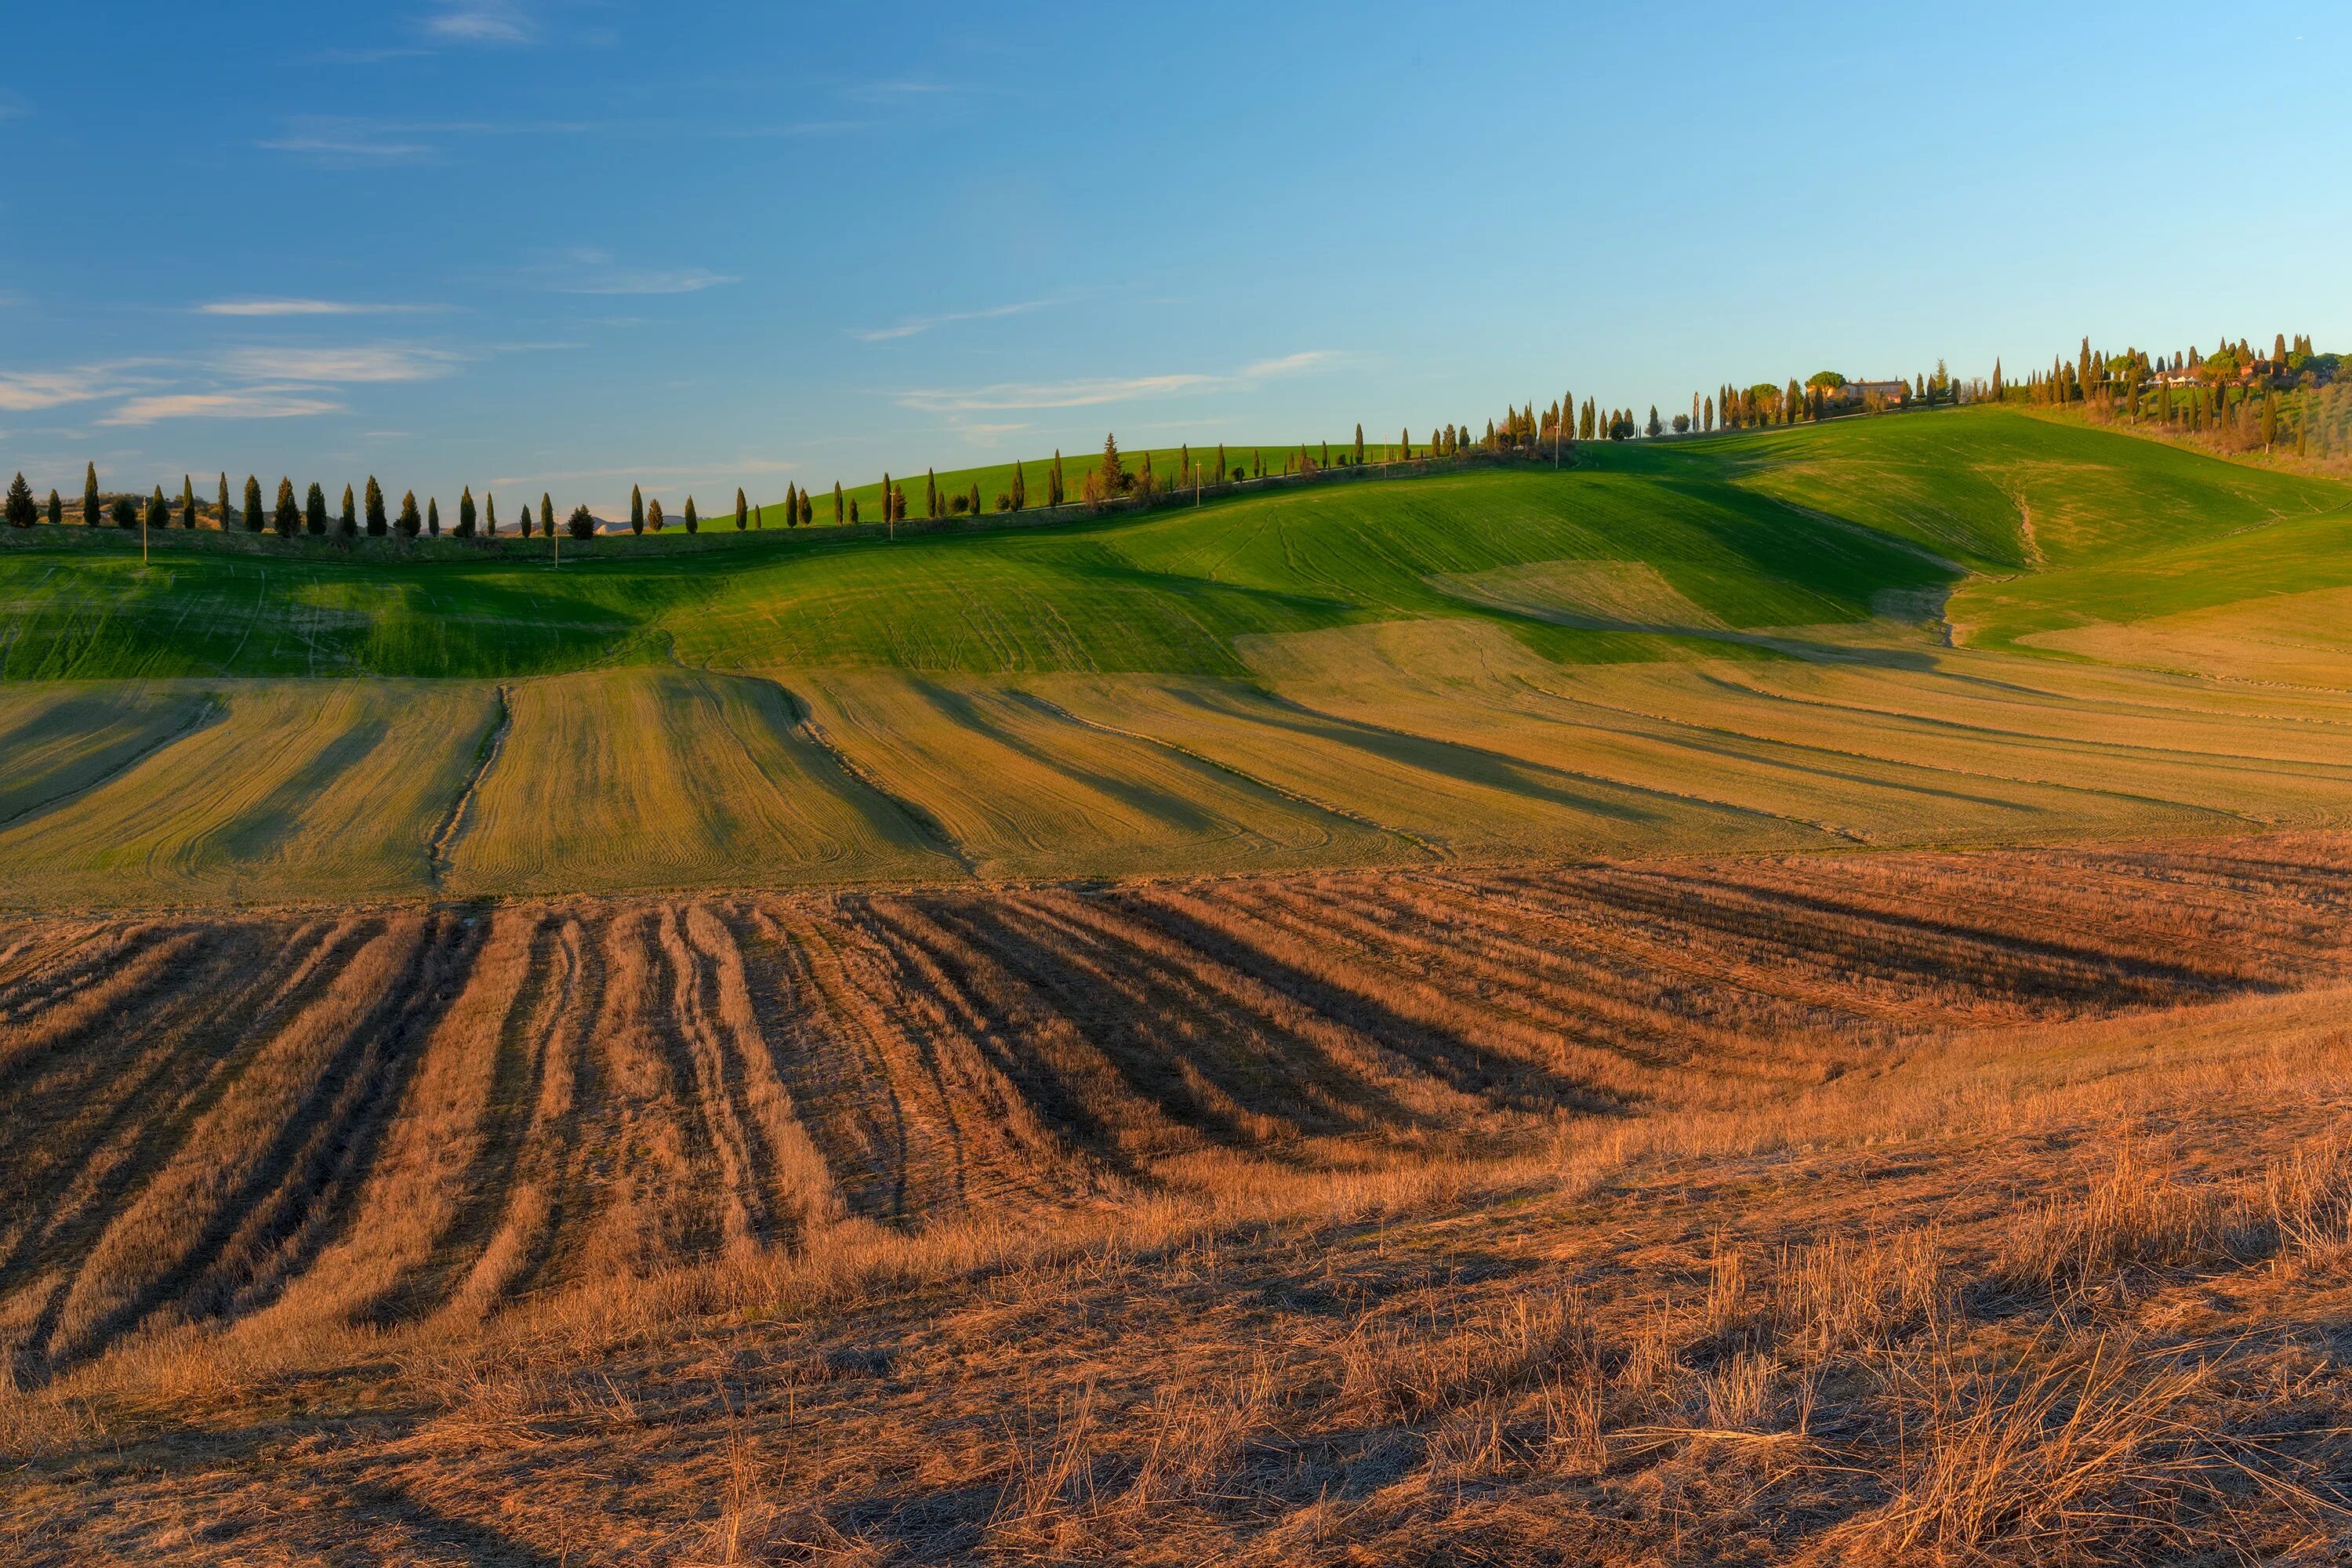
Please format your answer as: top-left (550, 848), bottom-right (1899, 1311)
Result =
top-left (3, 2), bottom-right (2347, 518)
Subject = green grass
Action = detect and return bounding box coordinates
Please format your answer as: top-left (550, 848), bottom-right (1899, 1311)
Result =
top-left (5, 408), bottom-right (2339, 683)
top-left (0, 412), bottom-right (2068, 681)
top-left (8, 408), bottom-right (2352, 905)
top-left (1954, 503), bottom-right (2352, 650)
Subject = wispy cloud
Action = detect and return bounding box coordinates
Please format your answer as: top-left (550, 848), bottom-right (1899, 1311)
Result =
top-left (1241, 350), bottom-right (1343, 379)
top-left (0, 89), bottom-right (29, 122)
top-left (198, 298), bottom-right (445, 318)
top-left (260, 113), bottom-right (593, 164)
top-left (217, 345), bottom-right (458, 383)
top-left (533, 248), bottom-right (739, 296)
top-left (260, 123), bottom-right (434, 163)
top-left (851, 298), bottom-right (1054, 343)
top-left (427, 1), bottom-right (534, 44)
top-left (308, 45), bottom-right (433, 64)
top-left (895, 351), bottom-right (1344, 414)
top-left (100, 390), bottom-right (345, 426)
top-left (0, 361), bottom-right (163, 412)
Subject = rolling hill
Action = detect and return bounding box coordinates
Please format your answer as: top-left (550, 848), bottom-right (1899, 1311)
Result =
top-left (1, 406), bottom-right (2348, 906)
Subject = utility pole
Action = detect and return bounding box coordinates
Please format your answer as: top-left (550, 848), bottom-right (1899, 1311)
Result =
top-left (553, 514), bottom-right (559, 568)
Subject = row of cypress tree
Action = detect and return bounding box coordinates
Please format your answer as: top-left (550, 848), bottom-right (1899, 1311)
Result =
top-left (7, 397), bottom-right (1621, 541)
top-left (0, 464), bottom-right (612, 539)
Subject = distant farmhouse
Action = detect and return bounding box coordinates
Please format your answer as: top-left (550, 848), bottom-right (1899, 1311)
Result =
top-left (1815, 377), bottom-right (1910, 408)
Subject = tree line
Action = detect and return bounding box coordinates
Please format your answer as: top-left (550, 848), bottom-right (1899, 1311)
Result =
top-left (0, 465), bottom-right (611, 540)
top-left (5, 379), bottom-right (1708, 544)
top-left (1991, 332), bottom-right (2336, 459)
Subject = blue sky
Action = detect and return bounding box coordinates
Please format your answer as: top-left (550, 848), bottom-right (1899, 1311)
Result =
top-left (3, 2), bottom-right (2346, 517)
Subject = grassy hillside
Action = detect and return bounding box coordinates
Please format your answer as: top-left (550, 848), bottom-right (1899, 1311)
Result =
top-left (8, 407), bottom-right (2338, 683)
top-left (5, 408), bottom-right (2351, 904)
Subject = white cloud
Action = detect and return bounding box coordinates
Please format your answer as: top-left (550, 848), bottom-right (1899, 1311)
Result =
top-left (1241, 350), bottom-right (1343, 378)
top-left (100, 390), bottom-right (345, 426)
top-left (198, 299), bottom-right (443, 318)
top-left (896, 351), bottom-right (1343, 414)
top-left (259, 127), bottom-right (434, 163)
top-left (216, 345), bottom-right (457, 384)
top-left (898, 374), bottom-right (1219, 413)
top-left (427, 2), bottom-right (533, 43)
top-left (851, 298), bottom-right (1053, 343)
top-left (527, 248), bottom-right (739, 296)
top-left (0, 361), bottom-right (162, 412)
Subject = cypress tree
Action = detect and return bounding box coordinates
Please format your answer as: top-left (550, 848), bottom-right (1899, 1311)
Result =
top-left (84, 462), bottom-right (100, 526)
top-left (273, 477), bottom-right (299, 537)
top-left (781, 483), bottom-right (795, 528)
top-left (1646, 405), bottom-right (1662, 437)
top-left (305, 481), bottom-right (327, 535)
top-left (147, 485), bottom-right (169, 531)
top-left (969, 481), bottom-right (982, 514)
top-left (426, 496), bottom-right (441, 536)
top-left (217, 473), bottom-right (230, 529)
top-left (1011, 461), bottom-right (1026, 511)
top-left (848, 497), bottom-right (859, 524)
top-left (1353, 423), bottom-right (1364, 464)
top-left (684, 495), bottom-right (699, 534)
top-left (484, 492), bottom-right (497, 536)
top-left (244, 475), bottom-right (265, 532)
top-left (925, 467), bottom-right (938, 519)
top-left (798, 488), bottom-right (811, 526)
top-left (5, 472), bottom-right (37, 528)
top-left (457, 486), bottom-right (477, 539)
top-left (1051, 450), bottom-right (1065, 506)
top-left (880, 473), bottom-right (891, 528)
top-left (833, 481), bottom-right (844, 524)
top-left (1218, 441), bottom-right (1230, 479)
top-left (397, 490), bottom-right (422, 538)
top-left (183, 474), bottom-right (198, 528)
top-left (540, 494), bottom-right (554, 536)
top-left (647, 496), bottom-right (664, 532)
top-left (365, 477), bottom-right (387, 535)
top-left (340, 484), bottom-right (358, 535)
top-left (735, 488), bottom-right (748, 531)
top-left (630, 484), bottom-right (644, 534)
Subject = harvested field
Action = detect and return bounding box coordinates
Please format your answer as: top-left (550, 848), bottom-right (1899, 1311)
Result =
top-left (438, 669), bottom-right (954, 895)
top-left (4, 833), bottom-right (2352, 1563)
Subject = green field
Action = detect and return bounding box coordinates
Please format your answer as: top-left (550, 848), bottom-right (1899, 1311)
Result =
top-left (3, 406), bottom-right (2349, 904)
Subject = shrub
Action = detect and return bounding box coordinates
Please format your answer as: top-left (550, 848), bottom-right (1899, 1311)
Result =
top-left (111, 494), bottom-right (139, 529)
top-left (566, 504), bottom-right (597, 539)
